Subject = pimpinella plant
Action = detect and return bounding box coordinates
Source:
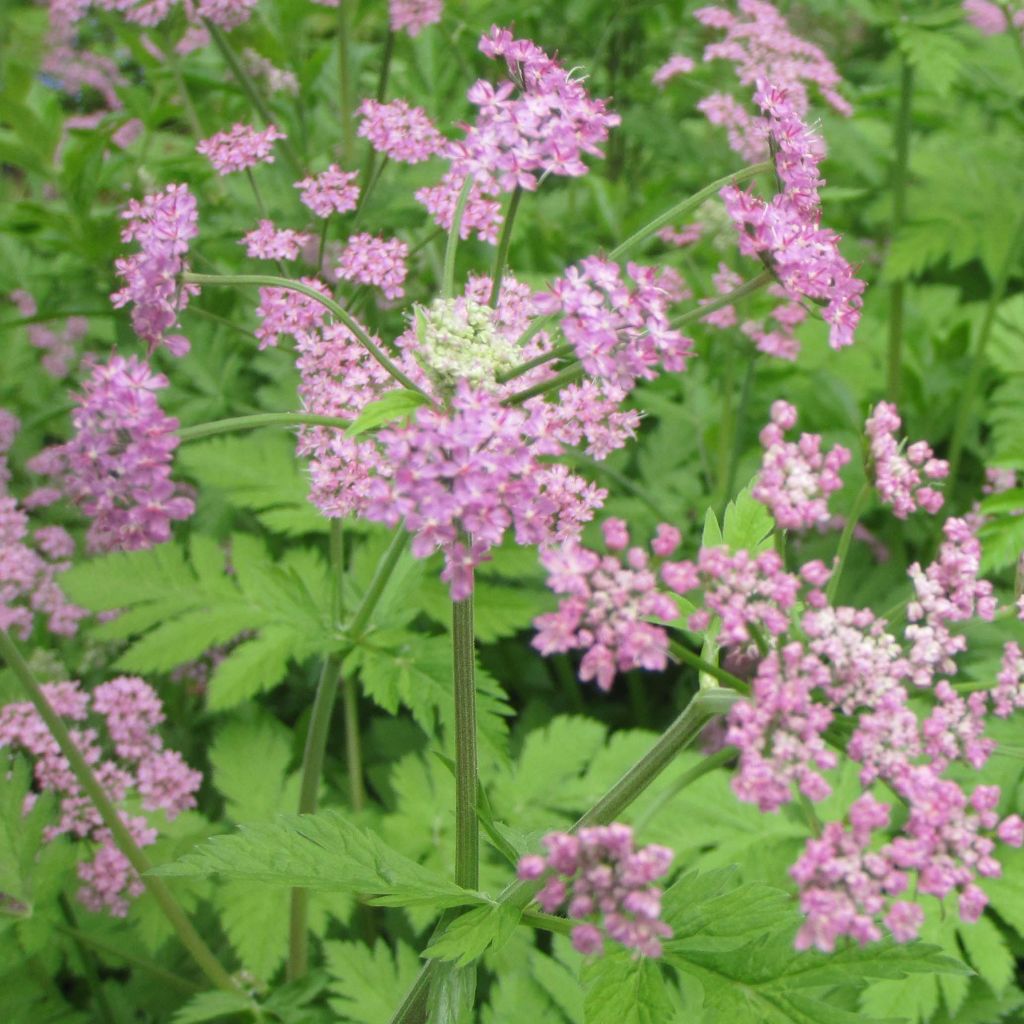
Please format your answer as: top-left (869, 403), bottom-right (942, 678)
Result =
top-left (1, 1), bottom-right (1024, 1023)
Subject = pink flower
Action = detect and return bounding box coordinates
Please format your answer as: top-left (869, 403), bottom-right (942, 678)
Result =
top-left (241, 220), bottom-right (311, 261)
top-left (357, 99), bottom-right (443, 163)
top-left (866, 402), bottom-right (948, 519)
top-left (389, 0), bottom-right (442, 36)
top-left (196, 122), bottom-right (286, 175)
top-left (963, 1), bottom-right (1010, 35)
top-left (294, 165), bottom-right (360, 218)
top-left (653, 54), bottom-right (695, 87)
top-left (336, 233), bottom-right (409, 300)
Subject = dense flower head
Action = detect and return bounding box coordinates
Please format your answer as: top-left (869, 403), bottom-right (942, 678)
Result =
top-left (241, 220), bottom-right (312, 261)
top-left (720, 85), bottom-right (864, 349)
top-left (417, 26), bottom-right (619, 241)
top-left (517, 824), bottom-right (674, 957)
top-left (8, 290), bottom-right (87, 378)
top-left (537, 256), bottom-right (693, 391)
top-left (962, 1), bottom-right (1013, 35)
top-left (255, 276), bottom-right (331, 350)
top-left (694, 0), bottom-right (850, 160)
top-left (295, 165), bottom-right (361, 218)
top-left (357, 98), bottom-right (443, 164)
top-left (336, 233), bottom-right (409, 300)
top-left (26, 355), bottom-right (194, 552)
top-left (753, 400), bottom-right (850, 529)
top-left (865, 402), bottom-right (948, 518)
top-left (0, 677), bottom-right (201, 915)
top-left (111, 183), bottom-right (198, 356)
top-left (363, 385), bottom-right (606, 598)
top-left (196, 122), bottom-right (286, 175)
top-left (532, 520), bottom-right (683, 690)
top-left (389, 0), bottom-right (443, 36)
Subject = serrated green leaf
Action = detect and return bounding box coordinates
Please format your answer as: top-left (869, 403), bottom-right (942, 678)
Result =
top-left (325, 939), bottom-right (420, 1024)
top-left (210, 711), bottom-right (295, 823)
top-left (425, 904), bottom-right (521, 967)
top-left (722, 485), bottom-right (774, 553)
top-left (206, 629), bottom-right (295, 711)
top-left (171, 990), bottom-right (255, 1024)
top-left (151, 810), bottom-right (485, 909)
top-left (346, 390), bottom-right (429, 437)
top-left (214, 880), bottom-right (289, 985)
top-left (582, 954), bottom-right (677, 1024)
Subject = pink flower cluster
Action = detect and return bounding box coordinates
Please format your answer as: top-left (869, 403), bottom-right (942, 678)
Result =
top-left (657, 222), bottom-right (704, 247)
top-left (8, 290), bottom-right (87, 378)
top-left (111, 183), bottom-right (198, 357)
top-left (865, 402), bottom-right (948, 518)
top-left (241, 220), bottom-right (312, 261)
top-left (652, 54), bottom-right (695, 88)
top-left (255, 276), bottom-right (331, 350)
top-left (357, 99), bottom-right (443, 164)
top-left (721, 85), bottom-right (864, 349)
top-left (336, 233), bottom-right (409, 300)
top-left (196, 123), bottom-right (286, 175)
top-left (50, 0), bottom-right (254, 31)
top-left (389, 0), bottom-right (442, 36)
top-left (536, 257), bottom-right (693, 391)
top-left (533, 520), bottom-right (683, 691)
top-left (1, 411), bottom-right (86, 639)
top-left (753, 400), bottom-right (850, 529)
top-left (295, 165), bottom-right (361, 218)
top-left (693, 0), bottom-right (850, 161)
top-left (416, 26), bottom-right (619, 241)
top-left (517, 824), bottom-right (674, 957)
top-left (963, 0), bottom-right (1024, 37)
top-left (26, 356), bottom-right (194, 552)
top-left (0, 677), bottom-right (201, 915)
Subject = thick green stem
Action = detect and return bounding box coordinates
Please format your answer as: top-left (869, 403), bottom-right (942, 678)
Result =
top-left (348, 526), bottom-right (409, 640)
top-left (342, 675), bottom-right (365, 811)
top-left (488, 187), bottom-right (523, 307)
top-left (183, 273), bottom-right (433, 401)
top-left (177, 412), bottom-right (352, 443)
top-left (673, 270), bottom-right (773, 329)
top-left (632, 745), bottom-right (738, 832)
top-left (669, 641), bottom-right (750, 692)
top-left (886, 59), bottom-right (913, 403)
top-left (452, 591), bottom-right (479, 892)
top-left (505, 364), bottom-right (583, 406)
top-left (713, 341), bottom-right (738, 516)
top-left (387, 687), bottom-right (741, 1024)
top-left (288, 653), bottom-right (342, 982)
top-left (825, 482), bottom-right (872, 604)
top-left (0, 629), bottom-right (240, 995)
top-left (608, 162), bottom-right (771, 261)
top-left (442, 175), bottom-right (475, 299)
top-left (496, 341), bottom-right (573, 383)
top-left (204, 19), bottom-right (302, 177)
top-left (947, 214), bottom-right (1024, 485)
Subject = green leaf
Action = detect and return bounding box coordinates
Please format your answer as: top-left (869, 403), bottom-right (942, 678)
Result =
top-left (214, 881), bottom-right (289, 985)
top-left (582, 955), bottom-right (678, 1024)
top-left (171, 990), bottom-right (255, 1024)
top-left (346, 390), bottom-right (430, 437)
top-left (722, 485), bottom-right (774, 553)
top-left (325, 939), bottom-right (420, 1024)
top-left (427, 961), bottom-right (477, 1024)
top-left (0, 759), bottom-right (53, 915)
top-left (151, 810), bottom-right (485, 910)
top-left (425, 904), bottom-right (521, 967)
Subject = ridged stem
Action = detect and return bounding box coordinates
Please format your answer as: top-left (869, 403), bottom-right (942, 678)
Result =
top-left (452, 591), bottom-right (479, 892)
top-left (177, 412), bottom-right (351, 443)
top-left (488, 187), bottom-right (524, 307)
top-left (886, 58), bottom-right (913, 402)
top-left (825, 482), bottom-right (872, 604)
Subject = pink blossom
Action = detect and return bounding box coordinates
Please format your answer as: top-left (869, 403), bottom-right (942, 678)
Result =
top-left (357, 98), bottom-right (443, 163)
top-left (336, 233), bottom-right (409, 300)
top-left (295, 165), bottom-right (361, 218)
top-left (196, 122), bottom-right (286, 175)
top-left (241, 220), bottom-right (312, 261)
top-left (963, 1), bottom-right (1010, 35)
top-left (389, 0), bottom-right (442, 36)
top-left (657, 222), bottom-right (704, 247)
top-left (652, 54), bottom-right (695, 88)
top-left (866, 402), bottom-right (948, 518)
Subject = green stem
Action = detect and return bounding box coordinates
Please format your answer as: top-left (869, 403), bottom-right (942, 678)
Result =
top-left (724, 351), bottom-right (758, 507)
top-left (342, 675), bottom-right (365, 811)
top-left (488, 187), bottom-right (523, 307)
top-left (167, 49), bottom-right (204, 138)
top-left (183, 273), bottom-right (433, 401)
top-left (886, 59), bottom-right (913, 403)
top-left (288, 654), bottom-right (342, 982)
top-left (376, 31), bottom-right (395, 101)
top-left (668, 641), bottom-right (750, 693)
top-left (673, 270), bottom-right (773, 329)
top-left (387, 687), bottom-right (741, 1024)
top-left (337, 1), bottom-right (356, 162)
top-left (825, 482), bottom-right (872, 604)
top-left (442, 175), bottom-right (475, 299)
top-left (177, 412), bottom-right (352, 443)
top-left (495, 341), bottom-right (573, 384)
top-left (505, 364), bottom-right (583, 406)
top-left (608, 162), bottom-right (771, 261)
top-left (347, 526), bottom-right (409, 640)
top-left (632, 745), bottom-right (738, 833)
top-left (452, 591), bottom-right (479, 892)
top-left (204, 19), bottom-right (302, 177)
top-left (0, 629), bottom-right (240, 995)
top-left (566, 451), bottom-right (673, 523)
top-left (521, 910), bottom-right (574, 937)
top-left (60, 896), bottom-right (119, 1024)
top-left (55, 924), bottom-right (202, 994)
top-left (714, 340), bottom-right (738, 516)
top-left (946, 214), bottom-right (1024, 485)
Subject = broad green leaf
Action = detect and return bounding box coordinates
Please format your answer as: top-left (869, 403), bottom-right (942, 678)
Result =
top-left (425, 904), bottom-right (521, 967)
top-left (171, 990), bottom-right (255, 1024)
top-left (582, 955), bottom-right (678, 1024)
top-left (722, 485), bottom-right (774, 553)
top-left (214, 881), bottom-right (289, 986)
top-left (151, 810), bottom-right (485, 909)
top-left (0, 759), bottom-right (52, 915)
top-left (325, 939), bottom-right (420, 1024)
top-left (427, 961), bottom-right (476, 1024)
top-left (346, 390), bottom-right (430, 437)
top-left (209, 711), bottom-right (295, 823)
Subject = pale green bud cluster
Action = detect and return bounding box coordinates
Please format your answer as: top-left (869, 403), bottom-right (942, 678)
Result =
top-left (414, 298), bottom-right (519, 392)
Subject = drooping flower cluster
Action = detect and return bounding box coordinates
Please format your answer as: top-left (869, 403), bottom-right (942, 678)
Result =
top-left (416, 26), bottom-right (619, 241)
top-left (336, 233), bottom-right (410, 300)
top-left (517, 825), bottom-right (674, 957)
top-left (0, 677), bottom-right (202, 915)
top-left (533, 520), bottom-right (683, 691)
top-left (693, 0), bottom-right (851, 161)
top-left (111, 183), bottom-right (198, 356)
top-left (652, 54), bottom-right (696, 88)
top-left (196, 123), bottom-right (286, 175)
top-left (537, 257), bottom-right (693, 391)
top-left (295, 166), bottom-right (361, 218)
top-left (241, 220), bottom-right (312, 261)
top-left (8, 290), bottom-right (87, 378)
top-left (865, 401), bottom-right (948, 518)
top-left (0, 412), bottom-right (86, 639)
top-left (753, 400), bottom-right (850, 529)
top-left (389, 0), bottom-right (443, 36)
top-left (26, 356), bottom-right (194, 552)
top-left (357, 99), bottom-right (444, 164)
top-left (720, 85), bottom-right (864, 349)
